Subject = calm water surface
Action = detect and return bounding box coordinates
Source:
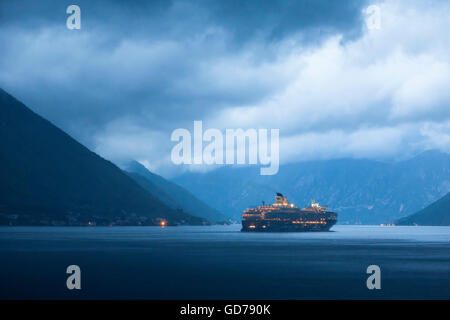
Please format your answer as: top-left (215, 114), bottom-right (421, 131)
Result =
top-left (0, 225), bottom-right (449, 299)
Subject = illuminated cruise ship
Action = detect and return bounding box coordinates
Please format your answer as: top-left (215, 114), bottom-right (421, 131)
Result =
top-left (241, 193), bottom-right (337, 232)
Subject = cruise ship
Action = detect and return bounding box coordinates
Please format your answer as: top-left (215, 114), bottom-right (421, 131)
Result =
top-left (241, 193), bottom-right (337, 232)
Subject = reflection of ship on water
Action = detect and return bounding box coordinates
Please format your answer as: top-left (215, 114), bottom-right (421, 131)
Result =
top-left (241, 193), bottom-right (337, 232)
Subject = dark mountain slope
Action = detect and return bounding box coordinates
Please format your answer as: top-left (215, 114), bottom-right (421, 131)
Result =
top-left (0, 88), bottom-right (204, 225)
top-left (125, 161), bottom-right (227, 223)
top-left (396, 192), bottom-right (450, 226)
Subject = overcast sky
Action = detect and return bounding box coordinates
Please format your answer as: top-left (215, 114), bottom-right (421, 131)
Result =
top-left (1, 0), bottom-right (450, 176)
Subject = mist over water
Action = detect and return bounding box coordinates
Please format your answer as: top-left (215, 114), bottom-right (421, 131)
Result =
top-left (1, 225), bottom-right (449, 299)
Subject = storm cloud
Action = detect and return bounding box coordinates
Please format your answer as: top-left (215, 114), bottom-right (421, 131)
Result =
top-left (1, 0), bottom-right (449, 175)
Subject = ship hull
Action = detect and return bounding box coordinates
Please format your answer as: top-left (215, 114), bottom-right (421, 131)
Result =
top-left (241, 219), bottom-right (336, 232)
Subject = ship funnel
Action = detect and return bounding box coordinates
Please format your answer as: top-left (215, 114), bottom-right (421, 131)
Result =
top-left (275, 193), bottom-right (284, 205)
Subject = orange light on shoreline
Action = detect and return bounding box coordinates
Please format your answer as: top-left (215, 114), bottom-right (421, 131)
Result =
top-left (160, 220), bottom-right (166, 227)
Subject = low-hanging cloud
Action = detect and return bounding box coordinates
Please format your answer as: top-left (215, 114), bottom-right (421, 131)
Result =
top-left (1, 0), bottom-right (449, 176)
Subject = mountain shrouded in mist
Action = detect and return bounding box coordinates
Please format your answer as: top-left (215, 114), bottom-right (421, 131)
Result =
top-left (0, 88), bottom-right (205, 226)
top-left (174, 151), bottom-right (450, 224)
top-left (2, 86), bottom-right (449, 226)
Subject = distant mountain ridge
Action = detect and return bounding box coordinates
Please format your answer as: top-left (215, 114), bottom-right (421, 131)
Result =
top-left (396, 192), bottom-right (450, 226)
top-left (173, 151), bottom-right (450, 224)
top-left (3, 85), bottom-right (448, 226)
top-left (0, 88), bottom-right (205, 226)
top-left (124, 161), bottom-right (228, 223)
